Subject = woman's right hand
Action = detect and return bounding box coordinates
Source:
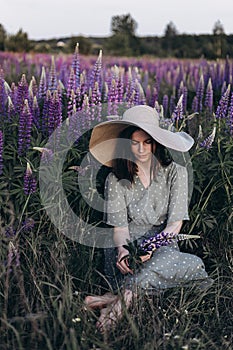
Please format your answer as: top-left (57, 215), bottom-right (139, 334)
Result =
top-left (116, 246), bottom-right (133, 275)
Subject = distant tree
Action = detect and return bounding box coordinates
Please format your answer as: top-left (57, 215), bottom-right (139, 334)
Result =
top-left (212, 20), bottom-right (225, 35)
top-left (107, 14), bottom-right (140, 56)
top-left (212, 20), bottom-right (226, 57)
top-left (164, 21), bottom-right (179, 38)
top-left (0, 24), bottom-right (7, 51)
top-left (162, 21), bottom-right (179, 56)
top-left (111, 13), bottom-right (137, 36)
top-left (5, 29), bottom-right (31, 52)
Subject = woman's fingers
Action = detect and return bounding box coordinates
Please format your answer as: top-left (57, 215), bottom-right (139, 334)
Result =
top-left (116, 257), bottom-right (133, 274)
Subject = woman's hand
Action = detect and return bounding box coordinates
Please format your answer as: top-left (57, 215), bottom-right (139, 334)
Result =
top-left (116, 246), bottom-right (133, 275)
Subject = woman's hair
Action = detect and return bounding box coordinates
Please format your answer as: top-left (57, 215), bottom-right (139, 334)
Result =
top-left (112, 125), bottom-right (173, 184)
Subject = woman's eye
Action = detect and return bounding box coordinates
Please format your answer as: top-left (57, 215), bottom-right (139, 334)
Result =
top-left (145, 139), bottom-right (152, 144)
top-left (131, 140), bottom-right (138, 145)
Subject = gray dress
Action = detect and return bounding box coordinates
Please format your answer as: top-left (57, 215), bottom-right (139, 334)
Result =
top-left (103, 161), bottom-right (212, 292)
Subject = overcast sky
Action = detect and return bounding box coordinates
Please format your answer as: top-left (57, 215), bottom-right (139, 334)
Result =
top-left (1, 0), bottom-right (233, 40)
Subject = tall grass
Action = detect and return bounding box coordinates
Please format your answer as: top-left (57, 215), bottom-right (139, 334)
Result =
top-left (0, 51), bottom-right (232, 349)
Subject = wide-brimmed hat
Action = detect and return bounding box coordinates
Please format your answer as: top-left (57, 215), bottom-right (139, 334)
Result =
top-left (89, 105), bottom-right (194, 167)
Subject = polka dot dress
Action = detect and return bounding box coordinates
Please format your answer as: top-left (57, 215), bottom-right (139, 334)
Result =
top-left (103, 162), bottom-right (212, 292)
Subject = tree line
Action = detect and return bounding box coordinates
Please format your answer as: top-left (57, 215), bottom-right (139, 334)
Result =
top-left (0, 15), bottom-right (233, 59)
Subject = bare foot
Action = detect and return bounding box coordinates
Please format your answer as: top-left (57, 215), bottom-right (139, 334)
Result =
top-left (84, 293), bottom-right (118, 309)
top-left (96, 289), bottom-right (133, 332)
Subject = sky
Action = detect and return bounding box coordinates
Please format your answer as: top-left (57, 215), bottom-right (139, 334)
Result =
top-left (1, 0), bottom-right (233, 40)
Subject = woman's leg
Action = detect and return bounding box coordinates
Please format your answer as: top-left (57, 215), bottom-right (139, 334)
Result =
top-left (84, 292), bottom-right (118, 309)
top-left (96, 289), bottom-right (134, 332)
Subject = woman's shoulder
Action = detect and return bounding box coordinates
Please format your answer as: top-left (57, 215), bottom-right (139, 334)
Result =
top-left (163, 161), bottom-right (187, 178)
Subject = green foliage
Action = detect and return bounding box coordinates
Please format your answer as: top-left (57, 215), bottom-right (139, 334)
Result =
top-left (5, 29), bottom-right (32, 53)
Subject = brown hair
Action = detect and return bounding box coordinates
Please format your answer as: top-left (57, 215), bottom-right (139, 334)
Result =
top-left (112, 126), bottom-right (172, 185)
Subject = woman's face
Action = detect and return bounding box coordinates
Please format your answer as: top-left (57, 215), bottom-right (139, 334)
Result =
top-left (131, 129), bottom-right (155, 165)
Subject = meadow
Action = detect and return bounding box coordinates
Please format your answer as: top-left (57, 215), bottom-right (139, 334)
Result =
top-left (0, 46), bottom-right (232, 349)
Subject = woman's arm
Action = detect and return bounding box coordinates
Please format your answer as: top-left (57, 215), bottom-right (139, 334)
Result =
top-left (113, 226), bottom-right (133, 275)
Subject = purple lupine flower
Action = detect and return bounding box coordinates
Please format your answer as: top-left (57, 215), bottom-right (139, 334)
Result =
top-left (48, 56), bottom-right (58, 92)
top-left (48, 90), bottom-right (62, 136)
top-left (18, 99), bottom-right (33, 156)
top-left (72, 42), bottom-right (80, 88)
top-left (67, 89), bottom-right (76, 118)
top-left (23, 162), bottom-right (37, 195)
top-left (67, 68), bottom-right (76, 100)
top-left (195, 74), bottom-right (204, 113)
top-left (29, 76), bottom-right (38, 98)
top-left (204, 78), bottom-right (213, 112)
top-left (227, 92), bottom-right (233, 135)
top-left (199, 125), bottom-right (216, 150)
top-left (90, 81), bottom-right (102, 121)
top-left (32, 96), bottom-right (40, 128)
top-left (224, 55), bottom-right (231, 86)
top-left (178, 81), bottom-right (188, 113)
top-left (191, 96), bottom-right (198, 113)
top-left (215, 84), bottom-right (231, 119)
top-left (10, 82), bottom-right (18, 107)
top-left (0, 130), bottom-right (3, 175)
top-left (5, 226), bottom-right (16, 237)
top-left (42, 89), bottom-right (52, 136)
top-left (140, 231), bottom-right (200, 253)
top-left (21, 218), bottom-right (35, 232)
top-left (7, 96), bottom-right (15, 121)
top-left (0, 69), bottom-right (6, 115)
top-left (89, 50), bottom-right (102, 91)
top-left (17, 74), bottom-right (29, 114)
top-left (38, 66), bottom-right (47, 100)
top-left (171, 94), bottom-right (184, 124)
top-left (108, 79), bottom-right (118, 115)
top-left (162, 94), bottom-right (169, 117)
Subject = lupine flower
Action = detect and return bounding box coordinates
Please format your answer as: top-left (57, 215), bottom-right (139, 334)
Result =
top-left (227, 92), bottom-right (233, 135)
top-left (18, 99), bottom-right (33, 156)
top-left (0, 130), bottom-right (3, 175)
top-left (48, 56), bottom-right (58, 92)
top-left (67, 89), bottom-right (77, 118)
top-left (200, 125), bottom-right (216, 150)
top-left (23, 162), bottom-right (37, 195)
top-left (0, 69), bottom-right (6, 115)
top-left (215, 84), bottom-right (231, 119)
top-left (5, 226), bottom-right (16, 237)
top-left (162, 94), bottom-right (169, 117)
top-left (7, 96), bottom-right (15, 120)
top-left (17, 74), bottom-right (29, 114)
top-left (89, 50), bottom-right (102, 91)
top-left (67, 68), bottom-right (76, 100)
top-left (10, 82), bottom-right (18, 107)
top-left (29, 76), bottom-right (38, 97)
top-left (38, 66), bottom-right (47, 100)
top-left (204, 78), bottom-right (213, 112)
top-left (195, 74), bottom-right (204, 113)
top-left (21, 218), bottom-right (35, 232)
top-left (140, 232), bottom-right (200, 253)
top-left (171, 94), bottom-right (184, 123)
top-left (42, 90), bottom-right (52, 136)
top-left (72, 42), bottom-right (80, 88)
top-left (48, 90), bottom-right (62, 136)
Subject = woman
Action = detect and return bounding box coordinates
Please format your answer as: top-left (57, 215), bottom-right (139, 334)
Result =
top-left (85, 105), bottom-right (212, 331)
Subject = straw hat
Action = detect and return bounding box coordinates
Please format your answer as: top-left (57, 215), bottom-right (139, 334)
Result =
top-left (89, 105), bottom-right (194, 167)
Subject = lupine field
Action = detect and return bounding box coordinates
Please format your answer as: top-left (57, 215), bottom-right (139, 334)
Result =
top-left (0, 44), bottom-right (232, 349)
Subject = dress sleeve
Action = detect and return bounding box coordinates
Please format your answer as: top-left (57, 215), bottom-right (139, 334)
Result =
top-left (167, 163), bottom-right (190, 223)
top-left (103, 173), bottom-right (129, 227)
